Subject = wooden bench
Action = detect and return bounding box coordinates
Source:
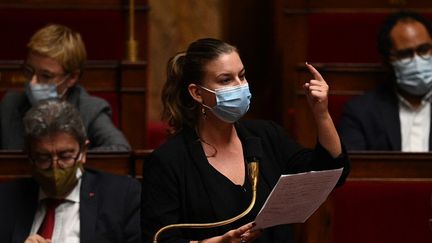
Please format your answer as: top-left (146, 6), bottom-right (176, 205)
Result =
top-left (301, 152), bottom-right (432, 243)
top-left (0, 150), bottom-right (145, 182)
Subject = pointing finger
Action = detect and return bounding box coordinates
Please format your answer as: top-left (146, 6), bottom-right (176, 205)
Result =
top-left (305, 62), bottom-right (324, 81)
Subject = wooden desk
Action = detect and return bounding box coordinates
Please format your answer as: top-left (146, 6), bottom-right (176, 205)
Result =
top-left (1, 150), bottom-right (431, 242)
top-left (348, 151), bottom-right (432, 179)
top-left (133, 149), bottom-right (153, 180)
top-left (301, 151), bottom-right (432, 243)
top-left (0, 150), bottom-right (133, 181)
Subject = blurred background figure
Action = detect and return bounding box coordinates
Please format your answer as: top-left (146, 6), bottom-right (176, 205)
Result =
top-left (0, 24), bottom-right (131, 151)
top-left (338, 11), bottom-right (432, 151)
top-left (0, 99), bottom-right (141, 243)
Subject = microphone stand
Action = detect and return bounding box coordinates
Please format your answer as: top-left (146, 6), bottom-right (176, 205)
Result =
top-left (152, 160), bottom-right (259, 243)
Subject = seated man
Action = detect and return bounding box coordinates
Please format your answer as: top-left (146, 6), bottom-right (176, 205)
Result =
top-left (0, 99), bottom-right (141, 243)
top-left (338, 11), bottom-right (432, 151)
top-left (0, 24), bottom-right (131, 151)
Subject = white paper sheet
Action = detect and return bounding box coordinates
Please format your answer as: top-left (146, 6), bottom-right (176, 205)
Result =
top-left (253, 168), bottom-right (343, 230)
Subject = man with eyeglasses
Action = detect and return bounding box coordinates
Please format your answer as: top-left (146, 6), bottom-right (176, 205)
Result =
top-left (0, 99), bottom-right (141, 243)
top-left (0, 24), bottom-right (131, 151)
top-left (338, 11), bottom-right (432, 151)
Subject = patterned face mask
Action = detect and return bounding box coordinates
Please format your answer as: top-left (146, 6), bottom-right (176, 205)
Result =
top-left (32, 155), bottom-right (83, 198)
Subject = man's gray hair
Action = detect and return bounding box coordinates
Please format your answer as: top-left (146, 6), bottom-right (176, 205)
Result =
top-left (23, 99), bottom-right (87, 148)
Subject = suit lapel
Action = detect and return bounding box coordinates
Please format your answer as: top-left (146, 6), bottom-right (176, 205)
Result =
top-left (429, 104), bottom-right (432, 151)
top-left (380, 91), bottom-right (401, 150)
top-left (184, 128), bottom-right (223, 218)
top-left (79, 171), bottom-right (98, 243)
top-left (185, 124), bottom-right (269, 222)
top-left (184, 127), bottom-right (246, 223)
top-left (12, 179), bottom-right (38, 243)
top-left (5, 96), bottom-right (29, 148)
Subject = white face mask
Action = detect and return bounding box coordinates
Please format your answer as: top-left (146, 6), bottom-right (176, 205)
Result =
top-left (392, 55), bottom-right (432, 96)
top-left (199, 83), bottom-right (252, 123)
top-left (25, 79), bottom-right (67, 106)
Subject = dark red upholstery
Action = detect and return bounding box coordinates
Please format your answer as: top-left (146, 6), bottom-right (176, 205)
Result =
top-left (307, 13), bottom-right (385, 63)
top-left (329, 95), bottom-right (355, 126)
top-left (0, 9), bottom-right (125, 60)
top-left (146, 122), bottom-right (169, 149)
top-left (307, 12), bottom-right (432, 63)
top-left (331, 180), bottom-right (432, 243)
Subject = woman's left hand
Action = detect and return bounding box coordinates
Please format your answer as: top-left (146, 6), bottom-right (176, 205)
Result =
top-left (303, 62), bottom-right (329, 118)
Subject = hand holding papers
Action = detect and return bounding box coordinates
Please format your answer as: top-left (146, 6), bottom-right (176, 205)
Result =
top-left (253, 168), bottom-right (343, 230)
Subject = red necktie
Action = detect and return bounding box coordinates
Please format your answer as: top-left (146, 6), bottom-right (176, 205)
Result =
top-left (37, 199), bottom-right (64, 239)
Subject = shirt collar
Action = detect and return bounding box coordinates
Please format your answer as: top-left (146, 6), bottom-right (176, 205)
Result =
top-left (396, 89), bottom-right (432, 110)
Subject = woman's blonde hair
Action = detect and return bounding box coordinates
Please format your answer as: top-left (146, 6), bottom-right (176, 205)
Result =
top-left (27, 24), bottom-right (87, 74)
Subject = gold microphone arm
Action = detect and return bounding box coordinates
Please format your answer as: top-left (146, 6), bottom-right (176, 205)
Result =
top-left (152, 161), bottom-right (259, 243)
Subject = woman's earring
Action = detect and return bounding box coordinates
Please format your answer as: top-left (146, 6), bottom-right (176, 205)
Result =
top-left (201, 106), bottom-right (207, 120)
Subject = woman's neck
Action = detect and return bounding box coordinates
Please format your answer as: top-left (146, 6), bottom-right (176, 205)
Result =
top-left (196, 118), bottom-right (237, 146)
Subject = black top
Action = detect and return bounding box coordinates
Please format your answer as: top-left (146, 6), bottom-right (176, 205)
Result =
top-left (141, 120), bottom-right (350, 243)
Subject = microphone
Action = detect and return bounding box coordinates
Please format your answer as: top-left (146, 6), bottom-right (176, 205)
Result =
top-left (152, 137), bottom-right (263, 243)
top-left (244, 137), bottom-right (262, 194)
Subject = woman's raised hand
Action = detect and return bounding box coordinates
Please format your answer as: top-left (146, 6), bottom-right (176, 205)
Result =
top-left (303, 62), bottom-right (330, 118)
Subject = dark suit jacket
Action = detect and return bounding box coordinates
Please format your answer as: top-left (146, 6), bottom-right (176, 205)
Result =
top-left (141, 120), bottom-right (350, 243)
top-left (337, 83), bottom-right (432, 151)
top-left (0, 85), bottom-right (130, 151)
top-left (0, 169), bottom-right (141, 243)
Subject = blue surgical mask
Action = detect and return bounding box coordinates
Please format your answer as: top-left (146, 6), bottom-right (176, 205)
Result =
top-left (392, 55), bottom-right (432, 96)
top-left (25, 77), bottom-right (69, 106)
top-left (200, 83), bottom-right (252, 123)
top-left (25, 82), bottom-right (60, 106)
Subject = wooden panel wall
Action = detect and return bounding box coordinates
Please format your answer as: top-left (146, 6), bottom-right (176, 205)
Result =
top-left (0, 0), bottom-right (149, 149)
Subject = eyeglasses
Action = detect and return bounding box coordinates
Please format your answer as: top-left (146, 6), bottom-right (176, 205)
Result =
top-left (390, 43), bottom-right (432, 64)
top-left (22, 64), bottom-right (67, 84)
top-left (30, 151), bottom-right (81, 169)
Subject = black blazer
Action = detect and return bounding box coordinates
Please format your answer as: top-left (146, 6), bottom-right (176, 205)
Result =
top-left (0, 169), bottom-right (141, 243)
top-left (337, 83), bottom-right (432, 151)
top-left (141, 120), bottom-right (350, 243)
